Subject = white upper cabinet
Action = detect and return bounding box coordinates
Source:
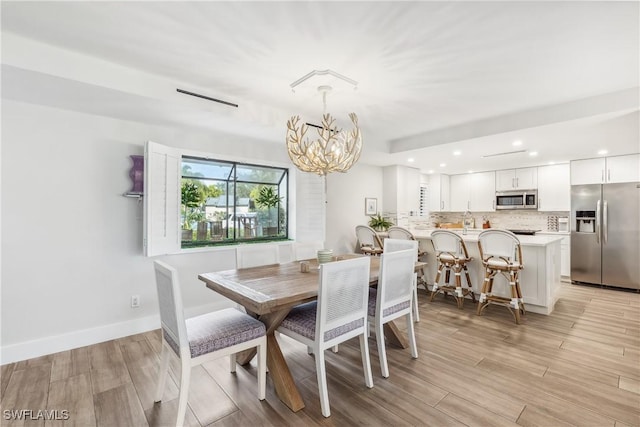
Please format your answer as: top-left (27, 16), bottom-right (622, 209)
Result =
top-left (495, 167), bottom-right (537, 191)
top-left (570, 158), bottom-right (605, 185)
top-left (537, 164), bottom-right (570, 211)
top-left (571, 154), bottom-right (640, 185)
top-left (449, 171), bottom-right (496, 212)
top-left (429, 174), bottom-right (450, 212)
top-left (449, 174), bottom-right (469, 212)
top-left (383, 165), bottom-right (420, 215)
top-left (606, 154), bottom-right (640, 183)
top-left (470, 171), bottom-right (496, 211)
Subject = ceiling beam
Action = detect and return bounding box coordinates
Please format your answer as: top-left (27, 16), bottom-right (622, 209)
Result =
top-left (389, 87), bottom-right (639, 153)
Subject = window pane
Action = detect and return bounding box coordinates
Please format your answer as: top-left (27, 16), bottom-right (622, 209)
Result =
top-left (182, 157), bottom-right (233, 180)
top-left (236, 164), bottom-right (285, 184)
top-left (204, 180), bottom-right (233, 241)
top-left (180, 157), bottom-right (288, 247)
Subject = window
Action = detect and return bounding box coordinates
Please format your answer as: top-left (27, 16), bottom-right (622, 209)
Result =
top-left (180, 156), bottom-right (288, 247)
top-left (144, 140), bottom-right (322, 257)
top-left (419, 184), bottom-right (428, 216)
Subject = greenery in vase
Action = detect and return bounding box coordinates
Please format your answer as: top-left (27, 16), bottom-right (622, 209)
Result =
top-left (369, 213), bottom-right (393, 231)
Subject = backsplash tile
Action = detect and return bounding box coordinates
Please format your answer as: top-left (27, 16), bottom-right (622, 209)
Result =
top-left (409, 211), bottom-right (569, 231)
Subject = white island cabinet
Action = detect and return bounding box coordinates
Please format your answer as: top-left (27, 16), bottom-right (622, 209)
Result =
top-left (413, 230), bottom-right (563, 315)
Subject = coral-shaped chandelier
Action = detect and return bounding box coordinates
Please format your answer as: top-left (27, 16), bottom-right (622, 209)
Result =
top-left (286, 71), bottom-right (362, 176)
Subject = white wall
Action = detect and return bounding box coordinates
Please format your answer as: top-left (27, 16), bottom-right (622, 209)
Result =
top-left (0, 100), bottom-right (312, 363)
top-left (325, 164), bottom-right (384, 254)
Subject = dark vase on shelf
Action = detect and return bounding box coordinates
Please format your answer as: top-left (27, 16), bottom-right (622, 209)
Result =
top-left (128, 155), bottom-right (144, 194)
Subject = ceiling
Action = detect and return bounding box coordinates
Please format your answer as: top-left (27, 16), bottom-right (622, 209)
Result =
top-left (2, 1), bottom-right (639, 175)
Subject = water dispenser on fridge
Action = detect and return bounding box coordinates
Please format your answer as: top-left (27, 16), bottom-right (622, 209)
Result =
top-left (575, 210), bottom-right (595, 233)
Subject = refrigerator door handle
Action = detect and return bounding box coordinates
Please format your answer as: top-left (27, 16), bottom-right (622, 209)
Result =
top-left (596, 199), bottom-right (601, 244)
top-left (603, 200), bottom-right (608, 244)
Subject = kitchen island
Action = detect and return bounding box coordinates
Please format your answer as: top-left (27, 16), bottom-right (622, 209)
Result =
top-left (412, 229), bottom-right (564, 315)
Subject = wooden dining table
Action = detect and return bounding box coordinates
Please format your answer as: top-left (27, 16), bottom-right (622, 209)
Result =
top-left (198, 254), bottom-right (425, 412)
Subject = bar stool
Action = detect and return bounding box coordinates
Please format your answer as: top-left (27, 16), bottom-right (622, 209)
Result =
top-left (476, 229), bottom-right (525, 324)
top-left (429, 230), bottom-right (475, 309)
top-left (355, 225), bottom-right (384, 256)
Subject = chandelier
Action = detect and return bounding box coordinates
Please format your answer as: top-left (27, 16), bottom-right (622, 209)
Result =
top-left (286, 71), bottom-right (362, 176)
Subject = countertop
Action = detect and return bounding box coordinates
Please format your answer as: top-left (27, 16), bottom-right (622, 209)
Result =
top-left (411, 229), bottom-right (565, 247)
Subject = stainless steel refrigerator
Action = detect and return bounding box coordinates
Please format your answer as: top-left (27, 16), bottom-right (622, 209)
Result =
top-left (571, 182), bottom-right (640, 289)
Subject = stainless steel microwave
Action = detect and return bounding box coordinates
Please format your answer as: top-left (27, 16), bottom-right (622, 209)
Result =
top-left (495, 190), bottom-right (538, 210)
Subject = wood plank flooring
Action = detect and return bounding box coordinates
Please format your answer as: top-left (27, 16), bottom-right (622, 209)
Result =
top-left (1, 282), bottom-right (639, 426)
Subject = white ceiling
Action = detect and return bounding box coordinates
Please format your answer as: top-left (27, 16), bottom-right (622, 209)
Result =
top-left (2, 1), bottom-right (639, 174)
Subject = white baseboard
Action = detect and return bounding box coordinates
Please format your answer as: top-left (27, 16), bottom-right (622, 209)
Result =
top-left (1, 302), bottom-right (228, 365)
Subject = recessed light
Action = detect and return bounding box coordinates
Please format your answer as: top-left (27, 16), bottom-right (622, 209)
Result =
top-left (427, 170), bottom-right (434, 174)
top-left (513, 140), bottom-right (522, 146)
top-left (529, 151), bottom-right (538, 157)
top-left (548, 161), bottom-right (555, 165)
top-left (598, 149), bottom-right (608, 155)
top-left (453, 150), bottom-right (461, 156)
top-left (468, 170), bottom-right (473, 174)
top-left (407, 158), bottom-right (415, 163)
top-left (439, 163), bottom-right (446, 167)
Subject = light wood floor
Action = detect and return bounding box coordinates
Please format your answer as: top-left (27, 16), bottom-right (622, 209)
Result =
top-left (2, 282), bottom-right (639, 426)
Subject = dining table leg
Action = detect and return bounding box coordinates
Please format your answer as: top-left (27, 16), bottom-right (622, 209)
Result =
top-left (383, 322), bottom-right (409, 349)
top-left (235, 308), bottom-right (305, 412)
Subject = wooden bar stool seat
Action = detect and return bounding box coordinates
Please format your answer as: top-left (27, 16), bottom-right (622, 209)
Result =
top-left (476, 229), bottom-right (526, 324)
top-left (429, 230), bottom-right (475, 309)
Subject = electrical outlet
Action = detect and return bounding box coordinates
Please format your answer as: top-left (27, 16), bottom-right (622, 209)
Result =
top-left (131, 295), bottom-right (140, 308)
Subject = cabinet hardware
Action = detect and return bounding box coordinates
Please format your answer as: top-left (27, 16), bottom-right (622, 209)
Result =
top-left (601, 170), bottom-right (604, 183)
top-left (441, 200), bottom-right (444, 210)
top-left (607, 169), bottom-right (611, 182)
top-left (512, 177), bottom-right (515, 188)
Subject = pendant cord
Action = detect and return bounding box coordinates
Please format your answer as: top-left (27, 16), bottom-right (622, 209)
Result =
top-left (322, 90), bottom-right (327, 114)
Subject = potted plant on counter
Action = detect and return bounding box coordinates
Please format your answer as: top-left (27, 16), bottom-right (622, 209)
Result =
top-left (369, 213), bottom-right (393, 232)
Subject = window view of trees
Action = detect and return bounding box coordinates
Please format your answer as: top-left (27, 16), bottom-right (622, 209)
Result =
top-left (180, 157), bottom-right (288, 247)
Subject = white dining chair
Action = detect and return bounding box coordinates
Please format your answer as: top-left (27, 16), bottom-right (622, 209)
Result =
top-left (368, 248), bottom-right (418, 378)
top-left (383, 238), bottom-right (421, 322)
top-left (277, 256), bottom-right (374, 417)
top-left (236, 244), bottom-right (280, 268)
top-left (386, 226), bottom-right (428, 291)
top-left (294, 241), bottom-right (324, 261)
top-left (153, 261), bottom-right (267, 427)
